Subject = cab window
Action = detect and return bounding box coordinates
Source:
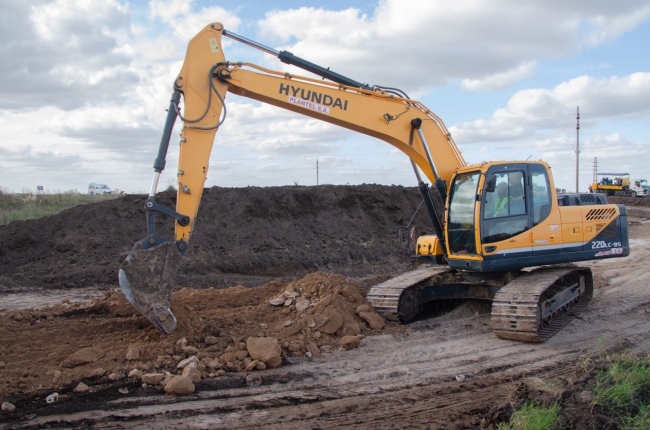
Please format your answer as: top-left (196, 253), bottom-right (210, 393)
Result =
top-left (482, 171), bottom-right (528, 244)
top-left (531, 165), bottom-right (551, 225)
top-left (484, 171), bottom-right (526, 219)
top-left (447, 172), bottom-right (480, 255)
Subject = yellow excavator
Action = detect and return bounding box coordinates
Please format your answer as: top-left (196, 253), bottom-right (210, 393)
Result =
top-left (119, 23), bottom-right (630, 342)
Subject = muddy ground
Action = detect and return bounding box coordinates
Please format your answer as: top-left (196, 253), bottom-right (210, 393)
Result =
top-left (0, 189), bottom-right (649, 429)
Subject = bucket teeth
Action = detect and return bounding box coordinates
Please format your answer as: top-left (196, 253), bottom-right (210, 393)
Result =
top-left (118, 240), bottom-right (181, 335)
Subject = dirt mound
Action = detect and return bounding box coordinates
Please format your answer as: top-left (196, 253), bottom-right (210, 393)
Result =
top-left (607, 195), bottom-right (650, 207)
top-left (0, 271), bottom-right (403, 397)
top-left (0, 185), bottom-right (430, 292)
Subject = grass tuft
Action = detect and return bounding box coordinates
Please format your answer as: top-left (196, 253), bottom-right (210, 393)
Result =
top-left (593, 353), bottom-right (650, 427)
top-left (496, 402), bottom-right (560, 430)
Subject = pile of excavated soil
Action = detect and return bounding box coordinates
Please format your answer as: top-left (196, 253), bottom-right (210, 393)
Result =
top-left (0, 185), bottom-right (432, 292)
top-left (607, 195), bottom-right (650, 207)
top-left (0, 271), bottom-right (404, 398)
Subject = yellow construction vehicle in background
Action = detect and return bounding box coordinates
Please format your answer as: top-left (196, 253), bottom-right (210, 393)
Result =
top-left (592, 173), bottom-right (648, 197)
top-left (119, 23), bottom-right (630, 342)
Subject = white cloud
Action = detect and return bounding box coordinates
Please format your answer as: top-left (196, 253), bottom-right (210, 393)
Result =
top-left (149, 0), bottom-right (241, 42)
top-left (584, 4), bottom-right (650, 45)
top-left (0, 0), bottom-right (136, 110)
top-left (452, 72), bottom-right (650, 144)
top-left (257, 1), bottom-right (650, 93)
top-left (461, 61), bottom-right (537, 92)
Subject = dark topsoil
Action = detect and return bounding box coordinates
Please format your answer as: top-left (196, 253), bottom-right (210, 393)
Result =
top-left (0, 185), bottom-right (434, 293)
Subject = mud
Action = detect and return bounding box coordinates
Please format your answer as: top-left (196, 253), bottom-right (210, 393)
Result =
top-left (1, 187), bottom-right (650, 429)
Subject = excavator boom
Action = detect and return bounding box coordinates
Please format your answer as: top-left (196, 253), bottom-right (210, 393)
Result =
top-left (119, 23), bottom-right (465, 334)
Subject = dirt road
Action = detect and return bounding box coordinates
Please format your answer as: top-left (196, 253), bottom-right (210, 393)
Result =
top-left (1, 192), bottom-right (649, 429)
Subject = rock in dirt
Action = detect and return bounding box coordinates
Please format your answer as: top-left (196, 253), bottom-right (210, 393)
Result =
top-left (46, 393), bottom-right (59, 404)
top-left (84, 368), bottom-right (106, 379)
top-left (125, 344), bottom-right (141, 361)
top-left (355, 304), bottom-right (372, 314)
top-left (160, 374), bottom-right (174, 387)
top-left (269, 296), bottom-right (285, 306)
top-left (128, 369), bottom-right (143, 378)
top-left (295, 298), bottom-right (310, 312)
top-left (318, 310), bottom-right (343, 334)
top-left (341, 322), bottom-right (361, 336)
top-left (318, 294), bottom-right (334, 308)
top-left (62, 347), bottom-right (105, 368)
top-left (142, 373), bottom-right (165, 385)
top-left (177, 355), bottom-right (199, 369)
top-left (341, 336), bottom-right (361, 350)
top-left (204, 335), bottom-right (218, 345)
top-left (73, 382), bottom-right (89, 393)
top-left (306, 342), bottom-right (320, 357)
top-left (245, 360), bottom-right (259, 371)
top-left (359, 311), bottom-right (385, 330)
top-left (108, 372), bottom-right (123, 381)
top-left (341, 285), bottom-right (363, 303)
top-left (247, 337), bottom-right (282, 368)
top-left (1, 402), bottom-right (16, 412)
top-left (182, 363), bottom-right (202, 383)
top-left (164, 376), bottom-right (195, 395)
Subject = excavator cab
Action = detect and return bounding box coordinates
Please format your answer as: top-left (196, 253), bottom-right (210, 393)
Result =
top-left (443, 161), bottom-right (629, 274)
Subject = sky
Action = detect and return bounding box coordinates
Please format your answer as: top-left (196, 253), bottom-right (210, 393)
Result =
top-left (1, 0), bottom-right (649, 194)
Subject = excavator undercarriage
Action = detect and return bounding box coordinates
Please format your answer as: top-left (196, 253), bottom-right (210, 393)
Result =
top-left (368, 265), bottom-right (593, 342)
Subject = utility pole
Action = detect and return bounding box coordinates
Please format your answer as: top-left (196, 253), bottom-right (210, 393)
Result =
top-left (576, 106), bottom-right (580, 193)
top-left (316, 159), bottom-right (319, 185)
top-left (592, 157), bottom-right (598, 184)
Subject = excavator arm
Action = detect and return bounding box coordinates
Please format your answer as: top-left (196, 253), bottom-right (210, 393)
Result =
top-left (119, 23), bottom-right (466, 335)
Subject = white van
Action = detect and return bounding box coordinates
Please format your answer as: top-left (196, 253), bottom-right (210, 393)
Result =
top-left (88, 183), bottom-right (113, 195)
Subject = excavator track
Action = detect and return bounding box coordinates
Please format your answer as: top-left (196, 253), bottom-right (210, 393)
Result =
top-left (490, 267), bottom-right (593, 342)
top-left (367, 266), bottom-right (452, 322)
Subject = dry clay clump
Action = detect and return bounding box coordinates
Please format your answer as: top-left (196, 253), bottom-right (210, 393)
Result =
top-left (210, 272), bottom-right (389, 376)
top-left (264, 272), bottom-right (385, 356)
top-left (0, 272), bottom-right (392, 397)
top-left (128, 273), bottom-right (387, 395)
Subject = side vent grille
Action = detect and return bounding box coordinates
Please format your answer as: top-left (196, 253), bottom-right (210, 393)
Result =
top-left (595, 223), bottom-right (606, 233)
top-left (585, 207), bottom-right (617, 221)
top-left (598, 222), bottom-right (618, 239)
top-left (580, 194), bottom-right (597, 203)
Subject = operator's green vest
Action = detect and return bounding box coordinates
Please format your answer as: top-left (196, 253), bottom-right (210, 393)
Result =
top-left (494, 196), bottom-right (509, 212)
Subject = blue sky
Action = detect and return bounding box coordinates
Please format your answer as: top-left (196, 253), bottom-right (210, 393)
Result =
top-left (1, 0), bottom-right (649, 194)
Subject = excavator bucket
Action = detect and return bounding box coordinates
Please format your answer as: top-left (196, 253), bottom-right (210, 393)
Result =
top-left (118, 240), bottom-right (181, 335)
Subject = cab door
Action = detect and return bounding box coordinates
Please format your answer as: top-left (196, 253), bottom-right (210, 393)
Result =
top-left (480, 165), bottom-right (532, 260)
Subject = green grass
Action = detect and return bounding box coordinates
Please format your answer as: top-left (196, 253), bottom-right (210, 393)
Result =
top-left (0, 187), bottom-right (122, 225)
top-left (496, 352), bottom-right (650, 430)
top-left (593, 354), bottom-right (650, 429)
top-left (496, 402), bottom-right (560, 430)
top-left (625, 403), bottom-right (650, 429)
